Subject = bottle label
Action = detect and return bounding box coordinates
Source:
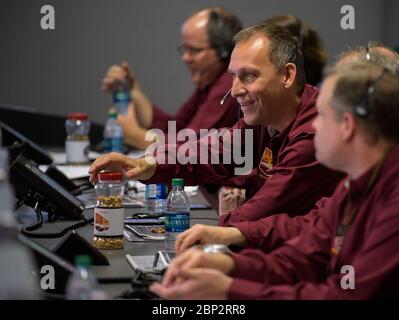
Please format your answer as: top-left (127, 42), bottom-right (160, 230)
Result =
top-left (104, 137), bottom-right (123, 153)
top-left (94, 207), bottom-right (124, 236)
top-left (156, 184), bottom-right (168, 200)
top-left (65, 140), bottom-right (89, 164)
top-left (145, 184), bottom-right (157, 200)
top-left (165, 212), bottom-right (190, 232)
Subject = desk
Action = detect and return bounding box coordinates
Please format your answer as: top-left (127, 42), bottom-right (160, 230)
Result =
top-left (16, 189), bottom-right (219, 299)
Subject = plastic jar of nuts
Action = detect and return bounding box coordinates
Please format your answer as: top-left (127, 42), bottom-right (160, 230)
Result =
top-left (93, 171), bottom-right (124, 249)
top-left (65, 112), bottom-right (90, 164)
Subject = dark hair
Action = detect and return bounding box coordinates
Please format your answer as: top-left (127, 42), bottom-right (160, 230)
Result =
top-left (206, 8), bottom-right (242, 63)
top-left (330, 61), bottom-right (399, 143)
top-left (234, 22), bottom-right (306, 91)
top-left (264, 15), bottom-right (327, 86)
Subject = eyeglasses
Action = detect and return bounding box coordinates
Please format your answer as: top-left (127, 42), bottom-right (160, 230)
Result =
top-left (177, 44), bottom-right (212, 56)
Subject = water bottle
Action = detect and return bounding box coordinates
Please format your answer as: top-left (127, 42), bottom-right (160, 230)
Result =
top-left (164, 179), bottom-right (190, 252)
top-left (145, 183), bottom-right (167, 213)
top-left (65, 255), bottom-right (104, 300)
top-left (103, 109), bottom-right (124, 153)
top-left (65, 112), bottom-right (90, 164)
top-left (112, 79), bottom-right (131, 115)
top-left (0, 148), bottom-right (37, 299)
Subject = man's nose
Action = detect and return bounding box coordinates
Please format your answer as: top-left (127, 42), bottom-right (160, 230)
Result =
top-left (182, 51), bottom-right (193, 63)
top-left (231, 79), bottom-right (246, 98)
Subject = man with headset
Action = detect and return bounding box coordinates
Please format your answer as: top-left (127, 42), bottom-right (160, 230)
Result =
top-left (149, 60), bottom-right (399, 299)
top-left (90, 23), bottom-right (343, 230)
top-left (101, 8), bottom-right (242, 149)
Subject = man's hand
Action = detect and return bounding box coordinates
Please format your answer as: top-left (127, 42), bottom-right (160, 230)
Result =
top-left (162, 248), bottom-right (235, 287)
top-left (176, 224), bottom-right (246, 254)
top-left (218, 187), bottom-right (246, 216)
top-left (149, 268), bottom-right (232, 300)
top-left (101, 61), bottom-right (134, 92)
top-left (88, 152), bottom-right (156, 182)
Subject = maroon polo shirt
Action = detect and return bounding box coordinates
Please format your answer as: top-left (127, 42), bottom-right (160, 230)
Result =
top-left (146, 85), bottom-right (343, 223)
top-left (229, 197), bottom-right (329, 252)
top-left (150, 70), bottom-right (239, 133)
top-left (228, 145), bottom-right (399, 299)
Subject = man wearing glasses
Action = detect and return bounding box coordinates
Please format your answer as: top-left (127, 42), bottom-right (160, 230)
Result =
top-left (101, 8), bottom-right (242, 150)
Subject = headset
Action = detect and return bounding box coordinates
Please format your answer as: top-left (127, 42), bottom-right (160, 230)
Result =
top-left (354, 68), bottom-right (388, 118)
top-left (207, 10), bottom-right (242, 62)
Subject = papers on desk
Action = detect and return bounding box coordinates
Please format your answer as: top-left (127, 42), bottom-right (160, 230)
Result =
top-left (126, 254), bottom-right (166, 273)
top-left (124, 225), bottom-right (165, 241)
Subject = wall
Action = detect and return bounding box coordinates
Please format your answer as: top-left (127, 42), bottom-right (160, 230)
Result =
top-left (0, 0), bottom-right (396, 125)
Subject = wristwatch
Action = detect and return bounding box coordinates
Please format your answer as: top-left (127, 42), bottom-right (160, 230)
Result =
top-left (202, 244), bottom-right (232, 254)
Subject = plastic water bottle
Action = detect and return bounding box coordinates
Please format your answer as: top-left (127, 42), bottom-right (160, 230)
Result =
top-left (65, 255), bottom-right (105, 300)
top-left (164, 179), bottom-right (190, 251)
top-left (0, 148), bottom-right (37, 299)
top-left (112, 79), bottom-right (131, 115)
top-left (103, 109), bottom-right (124, 153)
top-left (145, 183), bottom-right (168, 213)
top-left (155, 183), bottom-right (168, 213)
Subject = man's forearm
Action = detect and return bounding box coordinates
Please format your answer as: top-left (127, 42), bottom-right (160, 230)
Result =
top-left (131, 83), bottom-right (153, 129)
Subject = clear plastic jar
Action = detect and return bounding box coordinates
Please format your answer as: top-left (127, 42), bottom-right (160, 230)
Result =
top-left (65, 112), bottom-right (90, 164)
top-left (93, 172), bottom-right (124, 250)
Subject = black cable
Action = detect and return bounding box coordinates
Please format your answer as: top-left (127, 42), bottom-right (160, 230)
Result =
top-left (20, 201), bottom-right (93, 239)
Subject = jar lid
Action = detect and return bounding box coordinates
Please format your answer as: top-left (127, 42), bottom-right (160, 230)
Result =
top-left (98, 171), bottom-right (123, 182)
top-left (68, 112), bottom-right (88, 121)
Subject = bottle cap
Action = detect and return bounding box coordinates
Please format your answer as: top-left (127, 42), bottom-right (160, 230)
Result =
top-left (74, 255), bottom-right (92, 267)
top-left (98, 171), bottom-right (123, 182)
top-left (67, 112), bottom-right (88, 121)
top-left (171, 178), bottom-right (184, 187)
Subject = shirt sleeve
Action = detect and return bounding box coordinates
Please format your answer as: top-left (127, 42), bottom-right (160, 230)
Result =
top-left (228, 199), bottom-right (399, 299)
top-left (144, 120), bottom-right (253, 185)
top-left (150, 89), bottom-right (201, 133)
top-left (228, 197), bottom-right (329, 251)
top-left (219, 132), bottom-right (342, 225)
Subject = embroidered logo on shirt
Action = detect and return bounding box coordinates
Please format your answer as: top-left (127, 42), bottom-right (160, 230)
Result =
top-left (258, 147), bottom-right (273, 179)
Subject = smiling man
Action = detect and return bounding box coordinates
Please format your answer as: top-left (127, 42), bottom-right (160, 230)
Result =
top-left (150, 60), bottom-right (399, 300)
top-left (90, 23), bottom-right (343, 233)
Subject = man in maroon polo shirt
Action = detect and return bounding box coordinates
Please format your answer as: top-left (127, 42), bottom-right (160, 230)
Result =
top-left (101, 8), bottom-right (242, 149)
top-left (90, 23), bottom-right (343, 228)
top-left (149, 60), bottom-right (399, 299)
top-left (174, 46), bottom-right (399, 255)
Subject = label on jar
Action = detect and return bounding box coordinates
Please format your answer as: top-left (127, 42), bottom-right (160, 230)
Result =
top-left (65, 140), bottom-right (89, 164)
top-left (94, 207), bottom-right (124, 236)
top-left (165, 211), bottom-right (190, 232)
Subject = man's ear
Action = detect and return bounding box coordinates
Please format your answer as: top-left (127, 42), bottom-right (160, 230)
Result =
top-left (340, 112), bottom-right (357, 141)
top-left (283, 63), bottom-right (297, 89)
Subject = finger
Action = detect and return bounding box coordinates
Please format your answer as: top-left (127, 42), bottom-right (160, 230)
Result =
top-left (162, 249), bottom-right (199, 285)
top-left (178, 231), bottom-right (203, 253)
top-left (175, 230), bottom-right (189, 254)
top-left (162, 265), bottom-right (181, 287)
top-left (149, 282), bottom-right (177, 299)
top-left (149, 281), bottom-right (189, 300)
top-left (121, 61), bottom-right (130, 71)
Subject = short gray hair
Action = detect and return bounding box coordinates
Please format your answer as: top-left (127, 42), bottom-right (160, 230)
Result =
top-left (329, 60), bottom-right (399, 143)
top-left (234, 22), bottom-right (306, 91)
